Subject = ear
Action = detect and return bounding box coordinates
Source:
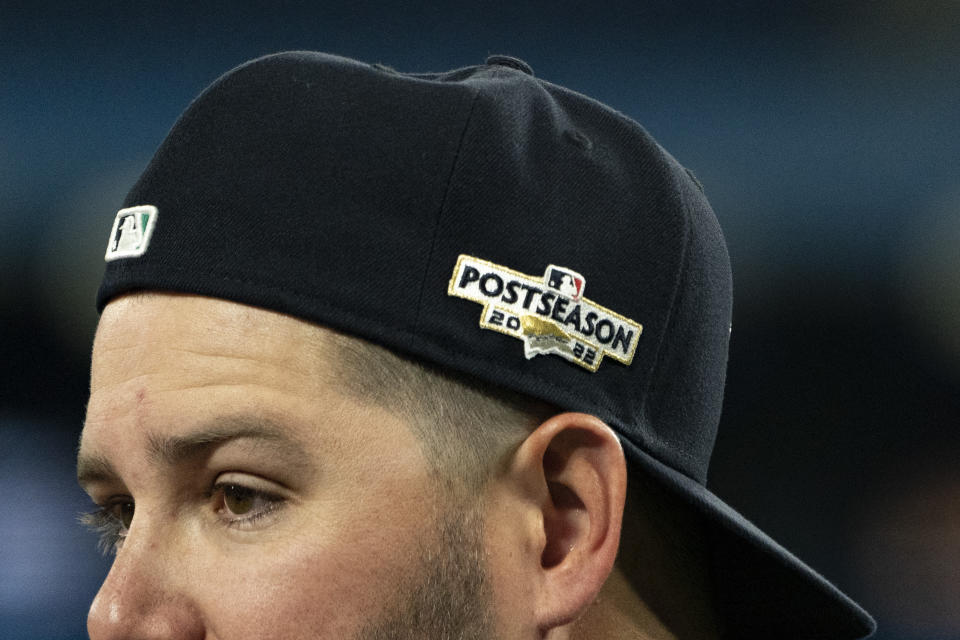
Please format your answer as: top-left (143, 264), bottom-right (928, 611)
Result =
top-left (513, 412), bottom-right (627, 631)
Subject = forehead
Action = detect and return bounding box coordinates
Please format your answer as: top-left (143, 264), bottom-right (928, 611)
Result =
top-left (90, 293), bottom-right (336, 390)
top-left (82, 293), bottom-right (402, 465)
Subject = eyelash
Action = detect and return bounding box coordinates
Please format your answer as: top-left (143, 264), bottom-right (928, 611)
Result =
top-left (79, 499), bottom-right (132, 556)
top-left (81, 483), bottom-right (286, 556)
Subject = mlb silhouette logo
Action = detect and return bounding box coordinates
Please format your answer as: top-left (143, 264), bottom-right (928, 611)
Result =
top-left (546, 265), bottom-right (585, 301)
top-left (105, 205), bottom-right (158, 261)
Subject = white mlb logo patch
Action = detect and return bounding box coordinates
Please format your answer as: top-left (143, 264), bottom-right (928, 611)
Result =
top-left (105, 205), bottom-right (158, 261)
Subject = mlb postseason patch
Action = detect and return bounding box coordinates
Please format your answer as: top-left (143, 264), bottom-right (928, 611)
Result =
top-left (105, 205), bottom-right (158, 261)
top-left (448, 255), bottom-right (642, 372)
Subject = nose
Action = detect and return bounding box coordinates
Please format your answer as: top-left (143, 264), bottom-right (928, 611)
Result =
top-left (87, 529), bottom-right (205, 639)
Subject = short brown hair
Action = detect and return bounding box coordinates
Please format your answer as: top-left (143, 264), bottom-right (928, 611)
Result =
top-left (327, 330), bottom-right (553, 494)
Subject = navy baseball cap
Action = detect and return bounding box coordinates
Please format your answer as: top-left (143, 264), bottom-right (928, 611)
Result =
top-left (97, 51), bottom-right (875, 638)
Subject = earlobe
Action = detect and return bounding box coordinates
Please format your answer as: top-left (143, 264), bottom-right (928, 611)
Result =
top-left (518, 412), bottom-right (627, 631)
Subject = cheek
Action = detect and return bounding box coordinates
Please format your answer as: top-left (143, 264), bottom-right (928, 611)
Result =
top-left (197, 489), bottom-right (434, 638)
top-left (480, 486), bottom-right (540, 637)
top-left (207, 542), bottom-right (394, 638)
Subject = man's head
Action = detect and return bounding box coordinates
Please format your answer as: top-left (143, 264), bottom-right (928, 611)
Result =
top-left (80, 51), bottom-right (875, 639)
top-left (79, 292), bottom-right (640, 638)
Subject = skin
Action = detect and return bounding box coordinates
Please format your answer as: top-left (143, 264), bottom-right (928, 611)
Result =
top-left (79, 292), bottom-right (712, 639)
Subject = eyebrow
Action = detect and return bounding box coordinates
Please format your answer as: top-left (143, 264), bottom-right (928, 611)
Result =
top-left (77, 415), bottom-right (316, 489)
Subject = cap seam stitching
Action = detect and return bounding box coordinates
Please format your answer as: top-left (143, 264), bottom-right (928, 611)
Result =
top-left (411, 87), bottom-right (483, 330)
top-left (634, 162), bottom-right (695, 459)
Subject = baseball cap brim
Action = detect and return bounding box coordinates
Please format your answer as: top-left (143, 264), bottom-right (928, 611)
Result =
top-left (619, 435), bottom-right (876, 639)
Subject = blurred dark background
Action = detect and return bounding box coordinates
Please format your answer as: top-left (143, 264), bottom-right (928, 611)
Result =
top-left (2, 1), bottom-right (958, 638)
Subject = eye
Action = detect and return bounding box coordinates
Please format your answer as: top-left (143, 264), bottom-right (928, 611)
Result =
top-left (213, 482), bottom-right (285, 528)
top-left (223, 484), bottom-right (257, 515)
top-left (114, 500), bottom-right (135, 529)
top-left (80, 498), bottom-right (135, 555)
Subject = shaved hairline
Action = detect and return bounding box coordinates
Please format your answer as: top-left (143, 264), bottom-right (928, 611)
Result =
top-left (322, 327), bottom-right (553, 492)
